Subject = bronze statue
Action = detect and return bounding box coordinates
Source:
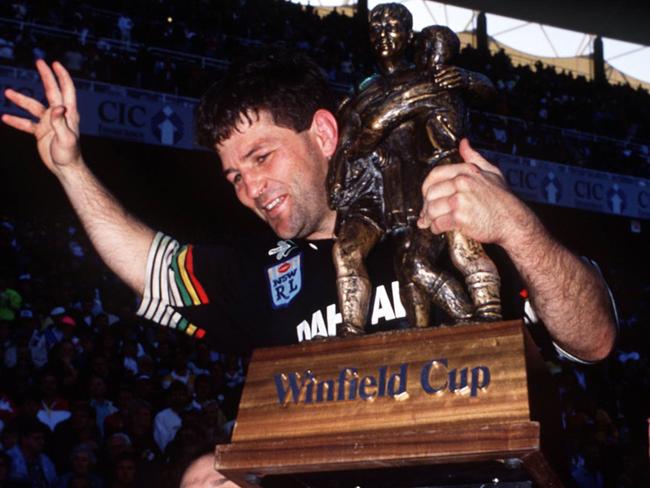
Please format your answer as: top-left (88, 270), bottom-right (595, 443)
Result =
top-left (329, 3), bottom-right (502, 336)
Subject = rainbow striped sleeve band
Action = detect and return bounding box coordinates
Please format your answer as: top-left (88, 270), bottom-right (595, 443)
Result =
top-left (136, 232), bottom-right (207, 340)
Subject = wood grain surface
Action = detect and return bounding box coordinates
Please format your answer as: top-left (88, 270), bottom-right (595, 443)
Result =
top-left (231, 320), bottom-right (531, 443)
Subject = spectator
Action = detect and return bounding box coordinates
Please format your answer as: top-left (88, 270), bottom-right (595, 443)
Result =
top-left (51, 401), bottom-right (100, 471)
top-left (109, 453), bottom-right (136, 488)
top-left (153, 381), bottom-right (190, 454)
top-left (6, 418), bottom-right (57, 486)
top-left (36, 370), bottom-right (71, 431)
top-left (161, 350), bottom-right (195, 391)
top-left (0, 277), bottom-right (22, 321)
top-left (88, 376), bottom-right (118, 438)
top-left (117, 15), bottom-right (134, 48)
top-left (54, 445), bottom-right (102, 488)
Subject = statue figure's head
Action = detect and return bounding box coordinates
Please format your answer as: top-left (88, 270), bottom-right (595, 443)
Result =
top-left (368, 3), bottom-right (413, 62)
top-left (415, 25), bottom-right (460, 68)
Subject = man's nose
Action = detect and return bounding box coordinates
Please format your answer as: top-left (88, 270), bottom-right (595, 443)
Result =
top-left (242, 170), bottom-right (266, 201)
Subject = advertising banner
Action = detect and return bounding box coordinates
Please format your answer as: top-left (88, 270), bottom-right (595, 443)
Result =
top-left (1, 67), bottom-right (198, 150)
top-left (485, 150), bottom-right (650, 221)
top-left (2, 67), bottom-right (649, 220)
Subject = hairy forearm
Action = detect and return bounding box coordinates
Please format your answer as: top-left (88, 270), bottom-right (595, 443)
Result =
top-left (58, 161), bottom-right (155, 295)
top-left (502, 209), bottom-right (616, 362)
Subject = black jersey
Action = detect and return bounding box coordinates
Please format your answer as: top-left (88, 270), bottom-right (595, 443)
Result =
top-left (136, 230), bottom-right (534, 354)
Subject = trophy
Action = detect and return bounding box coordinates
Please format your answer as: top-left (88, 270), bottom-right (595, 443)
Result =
top-left (328, 2), bottom-right (502, 335)
top-left (214, 9), bottom-right (566, 486)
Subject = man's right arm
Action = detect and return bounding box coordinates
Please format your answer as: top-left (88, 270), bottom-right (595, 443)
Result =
top-left (57, 162), bottom-right (155, 295)
top-left (2, 60), bottom-right (153, 295)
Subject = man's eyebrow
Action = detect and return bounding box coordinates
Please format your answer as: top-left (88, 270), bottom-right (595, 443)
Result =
top-left (222, 144), bottom-right (262, 177)
top-left (243, 144), bottom-right (263, 160)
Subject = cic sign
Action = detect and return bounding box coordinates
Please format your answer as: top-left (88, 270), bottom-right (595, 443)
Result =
top-left (488, 150), bottom-right (650, 220)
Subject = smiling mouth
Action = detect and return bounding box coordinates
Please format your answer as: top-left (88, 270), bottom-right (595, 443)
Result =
top-left (262, 195), bottom-right (287, 217)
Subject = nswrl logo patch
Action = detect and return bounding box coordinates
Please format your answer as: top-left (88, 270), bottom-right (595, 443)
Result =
top-left (266, 253), bottom-right (302, 309)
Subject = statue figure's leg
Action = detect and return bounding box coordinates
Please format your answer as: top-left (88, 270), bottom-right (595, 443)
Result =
top-left (395, 228), bottom-right (473, 326)
top-left (394, 230), bottom-right (430, 328)
top-left (333, 218), bottom-right (383, 336)
top-left (446, 230), bottom-right (502, 320)
top-left (420, 123), bottom-right (503, 321)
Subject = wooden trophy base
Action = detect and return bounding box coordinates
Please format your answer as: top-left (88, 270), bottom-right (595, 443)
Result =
top-left (215, 320), bottom-right (565, 487)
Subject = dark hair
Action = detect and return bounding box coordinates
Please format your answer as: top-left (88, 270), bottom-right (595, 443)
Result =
top-left (195, 50), bottom-right (335, 148)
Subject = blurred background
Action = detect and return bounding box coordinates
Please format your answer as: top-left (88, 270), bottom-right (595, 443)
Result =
top-left (0, 1), bottom-right (648, 486)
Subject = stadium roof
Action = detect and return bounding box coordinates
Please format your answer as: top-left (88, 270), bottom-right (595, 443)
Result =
top-left (292, 0), bottom-right (650, 85)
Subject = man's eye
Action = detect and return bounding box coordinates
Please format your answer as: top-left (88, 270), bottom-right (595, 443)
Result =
top-left (256, 153), bottom-right (269, 164)
top-left (232, 174), bottom-right (242, 185)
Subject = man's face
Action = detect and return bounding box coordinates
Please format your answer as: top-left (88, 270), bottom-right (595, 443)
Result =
top-left (217, 110), bottom-right (335, 240)
top-left (181, 454), bottom-right (240, 488)
top-left (369, 9), bottom-right (411, 60)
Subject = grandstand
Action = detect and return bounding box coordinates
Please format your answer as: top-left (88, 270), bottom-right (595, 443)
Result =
top-left (0, 1), bottom-right (648, 487)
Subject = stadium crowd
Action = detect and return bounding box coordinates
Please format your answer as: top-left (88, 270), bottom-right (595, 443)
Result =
top-left (0, 0), bottom-right (649, 177)
top-left (0, 211), bottom-right (647, 487)
top-left (0, 1), bottom-right (649, 487)
top-left (0, 216), bottom-right (247, 487)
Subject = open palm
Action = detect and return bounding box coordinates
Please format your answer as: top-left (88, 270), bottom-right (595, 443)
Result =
top-left (2, 60), bottom-right (81, 175)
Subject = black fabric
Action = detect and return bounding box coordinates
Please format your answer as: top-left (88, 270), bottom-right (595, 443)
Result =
top-left (176, 229), bottom-right (527, 354)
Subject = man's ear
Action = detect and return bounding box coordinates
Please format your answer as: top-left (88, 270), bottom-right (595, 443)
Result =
top-left (310, 109), bottom-right (339, 158)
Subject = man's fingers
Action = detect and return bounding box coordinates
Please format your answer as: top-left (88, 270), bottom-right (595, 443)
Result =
top-left (4, 89), bottom-right (46, 118)
top-left (417, 211), bottom-right (453, 234)
top-left (1, 113), bottom-right (36, 134)
top-left (35, 59), bottom-right (63, 107)
top-left (421, 162), bottom-right (478, 196)
top-left (459, 138), bottom-right (496, 172)
top-left (422, 178), bottom-right (456, 203)
top-left (423, 195), bottom-right (454, 216)
top-left (50, 106), bottom-right (76, 145)
top-left (52, 61), bottom-right (77, 111)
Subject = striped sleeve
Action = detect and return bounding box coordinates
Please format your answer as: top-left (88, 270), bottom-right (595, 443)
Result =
top-left (136, 232), bottom-right (207, 339)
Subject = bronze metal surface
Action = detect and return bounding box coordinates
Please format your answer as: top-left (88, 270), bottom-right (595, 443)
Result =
top-left (329, 4), bottom-right (503, 333)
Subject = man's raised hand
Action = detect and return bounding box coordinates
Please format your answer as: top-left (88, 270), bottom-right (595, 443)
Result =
top-left (2, 60), bottom-right (81, 177)
top-left (3, 59), bottom-right (154, 295)
top-left (417, 138), bottom-right (533, 247)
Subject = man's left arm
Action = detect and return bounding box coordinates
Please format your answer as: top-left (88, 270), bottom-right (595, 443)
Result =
top-left (418, 139), bottom-right (616, 362)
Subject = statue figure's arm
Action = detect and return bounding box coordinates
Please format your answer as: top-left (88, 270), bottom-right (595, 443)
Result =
top-left (466, 71), bottom-right (496, 101)
top-left (433, 66), bottom-right (495, 102)
top-left (327, 144), bottom-right (353, 209)
top-left (418, 139), bottom-right (616, 362)
top-left (351, 78), bottom-right (441, 157)
top-left (328, 98), bottom-right (359, 209)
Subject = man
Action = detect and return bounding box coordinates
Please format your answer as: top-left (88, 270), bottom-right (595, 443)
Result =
top-left (0, 51), bottom-right (617, 488)
top-left (180, 452), bottom-right (239, 488)
top-left (2, 53), bottom-right (614, 360)
top-left (6, 418), bottom-right (57, 485)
